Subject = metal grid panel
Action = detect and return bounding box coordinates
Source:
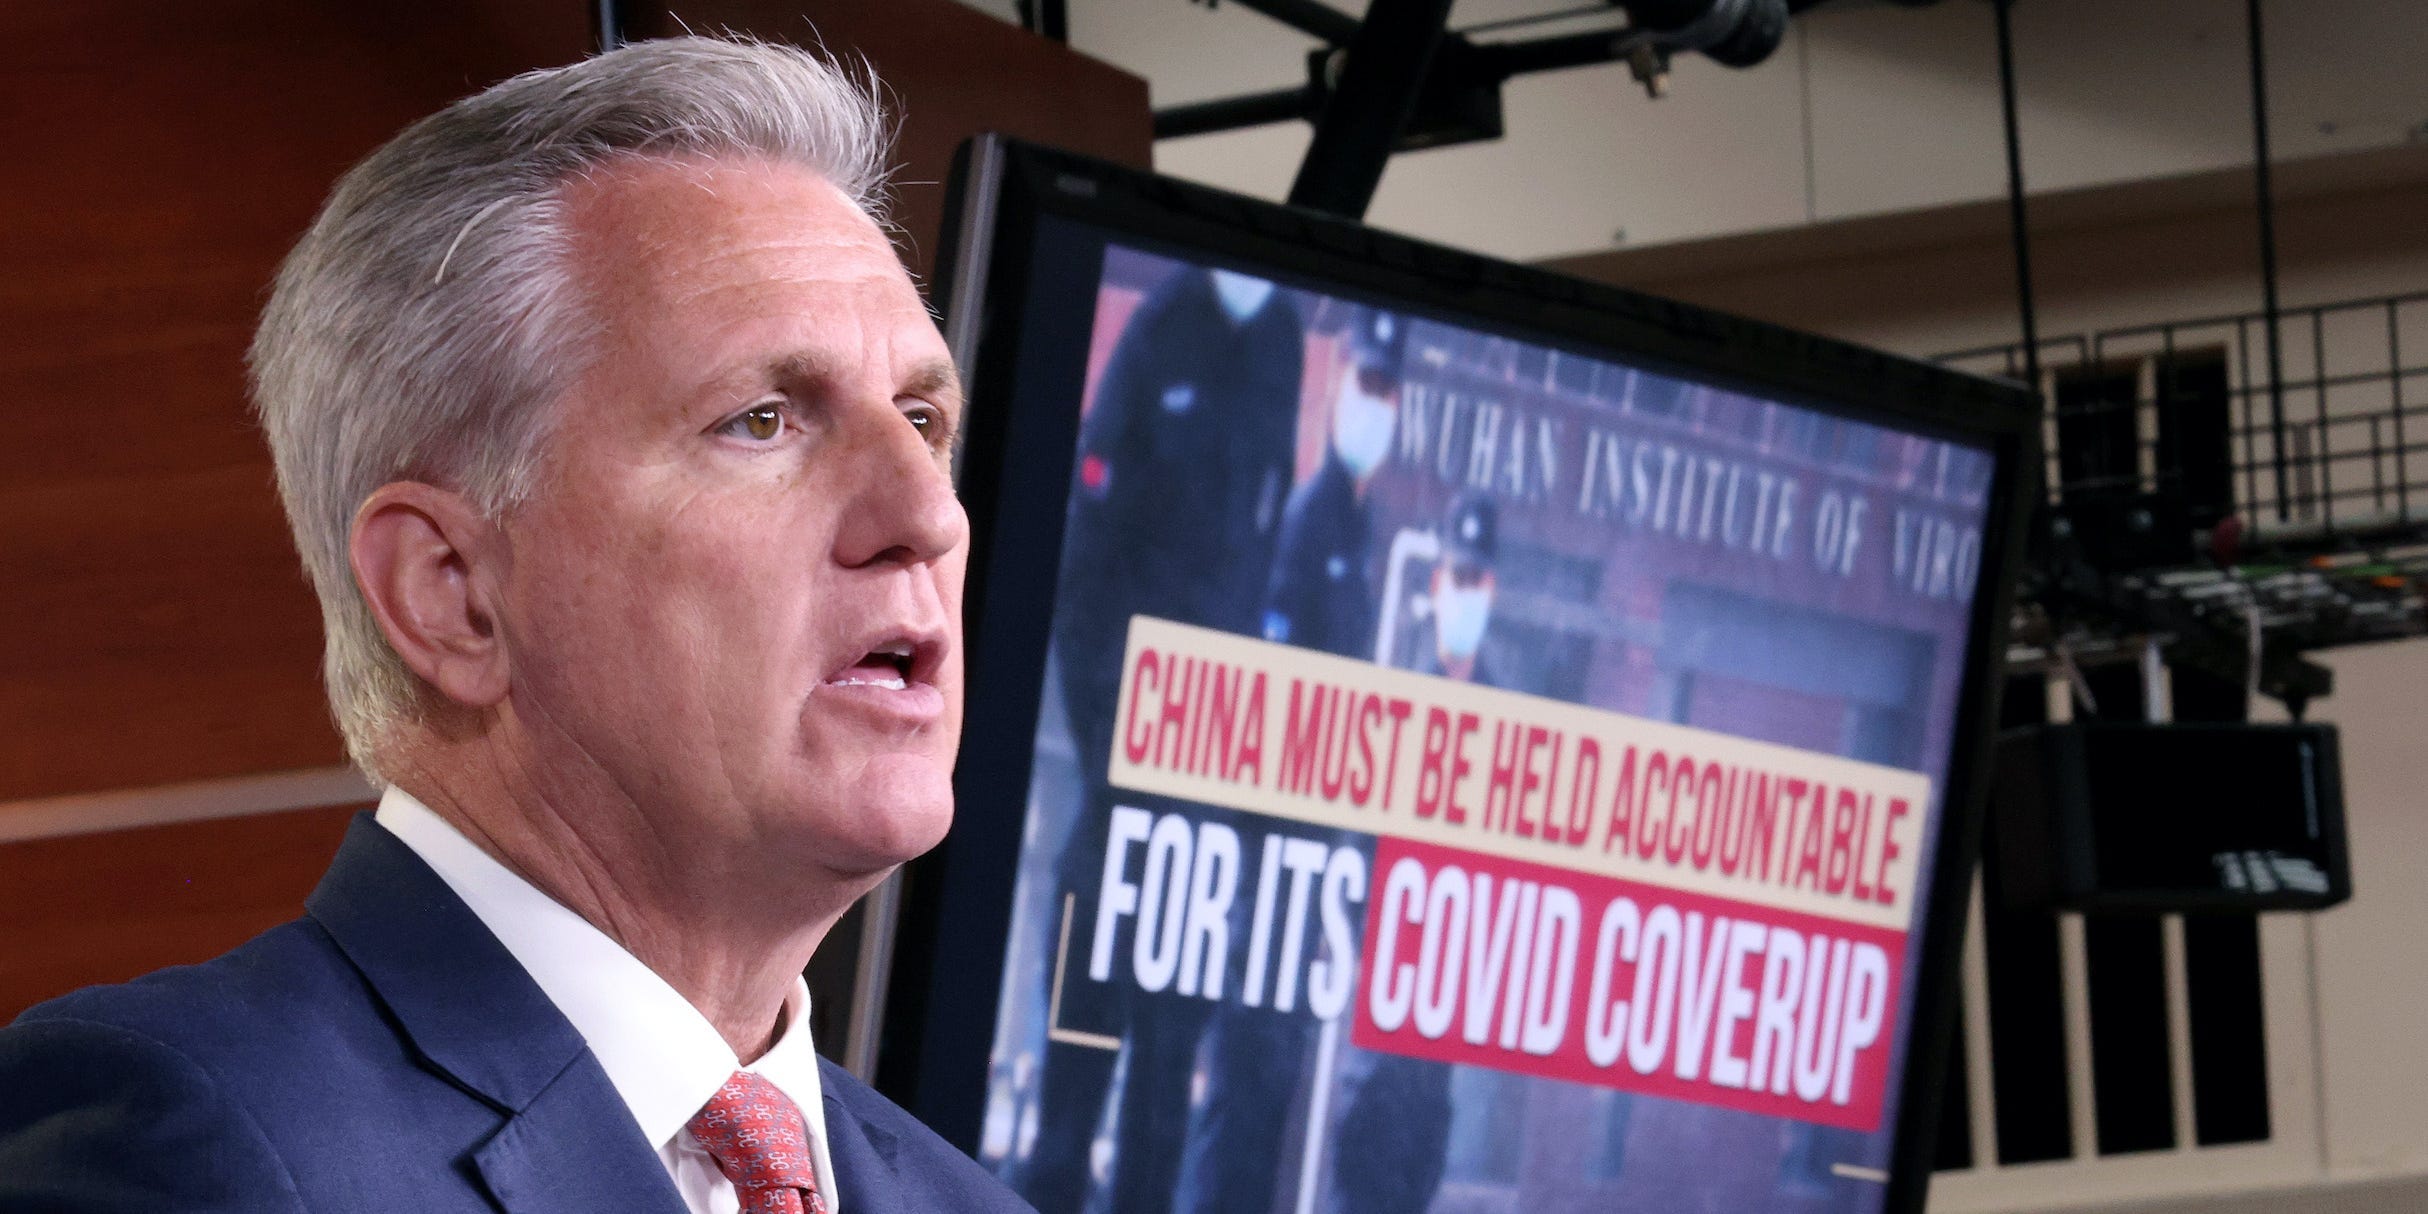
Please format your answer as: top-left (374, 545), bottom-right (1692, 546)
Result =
top-left (1937, 291), bottom-right (2428, 691)
top-left (1940, 292), bottom-right (2428, 540)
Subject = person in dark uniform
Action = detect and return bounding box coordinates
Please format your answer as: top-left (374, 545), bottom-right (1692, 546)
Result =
top-left (1322, 491), bottom-right (1507, 1214)
top-left (1173, 307), bottom-right (1405, 1214)
top-left (1259, 307), bottom-right (1404, 661)
top-left (1021, 262), bottom-right (1303, 1214)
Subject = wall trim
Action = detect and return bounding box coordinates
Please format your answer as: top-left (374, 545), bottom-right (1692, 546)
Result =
top-left (0, 767), bottom-right (375, 845)
top-left (1543, 143), bottom-right (2428, 292)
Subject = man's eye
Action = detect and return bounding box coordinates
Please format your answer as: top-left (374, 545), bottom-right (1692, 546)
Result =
top-left (905, 403), bottom-right (948, 444)
top-left (726, 405), bottom-right (785, 442)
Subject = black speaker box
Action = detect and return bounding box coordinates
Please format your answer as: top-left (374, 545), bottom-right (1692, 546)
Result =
top-left (2050, 493), bottom-right (2195, 573)
top-left (1991, 722), bottom-right (2350, 912)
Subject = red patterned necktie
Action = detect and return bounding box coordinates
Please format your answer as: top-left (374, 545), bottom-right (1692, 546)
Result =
top-left (687, 1071), bottom-right (829, 1214)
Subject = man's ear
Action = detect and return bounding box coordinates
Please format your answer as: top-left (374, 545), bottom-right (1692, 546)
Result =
top-left (349, 482), bottom-right (510, 709)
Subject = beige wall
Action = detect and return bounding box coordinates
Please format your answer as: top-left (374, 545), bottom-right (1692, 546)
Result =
top-left (2291, 642), bottom-right (2428, 1179)
top-left (1557, 145), bottom-right (2428, 354)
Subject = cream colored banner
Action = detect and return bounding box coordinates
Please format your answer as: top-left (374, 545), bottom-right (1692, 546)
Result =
top-left (1106, 616), bottom-right (1934, 932)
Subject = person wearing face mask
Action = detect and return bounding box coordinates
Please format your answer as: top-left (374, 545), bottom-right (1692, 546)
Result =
top-left (1258, 307), bottom-right (1402, 657)
top-left (1421, 491), bottom-right (1502, 685)
top-left (1024, 262), bottom-right (1304, 1214)
top-left (1316, 492), bottom-right (1508, 1214)
top-left (1166, 309), bottom-right (1405, 1214)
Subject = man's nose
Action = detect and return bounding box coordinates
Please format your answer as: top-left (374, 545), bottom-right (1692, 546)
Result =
top-left (832, 409), bottom-right (969, 571)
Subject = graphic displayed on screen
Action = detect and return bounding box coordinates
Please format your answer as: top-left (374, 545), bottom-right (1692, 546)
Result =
top-left (977, 242), bottom-right (1997, 1214)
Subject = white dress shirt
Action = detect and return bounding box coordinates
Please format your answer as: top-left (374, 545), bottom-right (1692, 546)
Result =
top-left (375, 787), bottom-right (840, 1214)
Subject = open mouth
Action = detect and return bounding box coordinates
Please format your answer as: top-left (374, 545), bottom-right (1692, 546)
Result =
top-left (825, 636), bottom-right (938, 692)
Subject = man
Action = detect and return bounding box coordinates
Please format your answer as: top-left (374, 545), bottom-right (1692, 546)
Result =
top-left (1259, 306), bottom-right (1402, 657)
top-left (1047, 261), bottom-right (1302, 787)
top-left (0, 37), bottom-right (1031, 1214)
top-left (1172, 307), bottom-right (1405, 1214)
top-left (1326, 491), bottom-right (1505, 1214)
top-left (1022, 262), bottom-right (1301, 1214)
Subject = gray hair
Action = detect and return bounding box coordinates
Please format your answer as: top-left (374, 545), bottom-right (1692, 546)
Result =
top-left (249, 35), bottom-right (895, 783)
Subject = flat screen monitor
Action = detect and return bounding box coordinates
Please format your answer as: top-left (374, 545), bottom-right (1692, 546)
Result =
top-left (882, 135), bottom-right (2038, 1214)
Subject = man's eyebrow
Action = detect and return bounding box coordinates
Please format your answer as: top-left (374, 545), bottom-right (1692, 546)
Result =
top-left (903, 357), bottom-right (965, 409)
top-left (762, 352), bottom-right (963, 408)
top-left (771, 350), bottom-right (847, 386)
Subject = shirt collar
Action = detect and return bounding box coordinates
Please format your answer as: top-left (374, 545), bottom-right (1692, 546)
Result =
top-left (372, 786), bottom-right (830, 1158)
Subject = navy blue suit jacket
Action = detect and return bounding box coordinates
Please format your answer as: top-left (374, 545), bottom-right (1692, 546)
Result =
top-left (0, 815), bottom-right (1032, 1214)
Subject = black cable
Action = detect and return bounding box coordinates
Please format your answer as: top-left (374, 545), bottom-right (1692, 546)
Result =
top-left (593, 0), bottom-right (626, 53)
top-left (1455, 3), bottom-right (1614, 36)
top-left (1457, 0), bottom-right (1858, 37)
top-left (1992, 0), bottom-right (2041, 394)
top-left (2248, 0), bottom-right (2291, 521)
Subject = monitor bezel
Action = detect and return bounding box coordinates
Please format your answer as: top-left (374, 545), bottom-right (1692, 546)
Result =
top-left (880, 133), bottom-right (2041, 1214)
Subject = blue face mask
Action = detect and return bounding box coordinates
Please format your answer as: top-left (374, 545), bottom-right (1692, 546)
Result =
top-left (1209, 269), bottom-right (1276, 324)
top-left (1331, 382), bottom-right (1396, 479)
top-left (1436, 583), bottom-right (1492, 661)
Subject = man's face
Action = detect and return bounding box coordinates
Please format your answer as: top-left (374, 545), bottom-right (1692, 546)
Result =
top-left (494, 154), bottom-right (967, 881)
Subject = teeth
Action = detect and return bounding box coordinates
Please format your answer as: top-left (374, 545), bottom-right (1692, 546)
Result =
top-left (832, 675), bottom-right (909, 691)
top-left (875, 642), bottom-right (914, 658)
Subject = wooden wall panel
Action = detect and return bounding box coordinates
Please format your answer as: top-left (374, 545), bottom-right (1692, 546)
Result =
top-left (0, 0), bottom-right (1151, 1020)
top-left (0, 1), bottom-right (591, 803)
top-left (0, 804), bottom-right (362, 1023)
top-left (0, 2), bottom-right (586, 1013)
top-left (0, 470), bottom-right (330, 803)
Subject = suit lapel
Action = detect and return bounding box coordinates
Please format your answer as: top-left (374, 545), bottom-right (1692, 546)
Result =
top-left (823, 1081), bottom-right (905, 1214)
top-left (472, 1061), bottom-right (690, 1214)
top-left (306, 814), bottom-right (688, 1214)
